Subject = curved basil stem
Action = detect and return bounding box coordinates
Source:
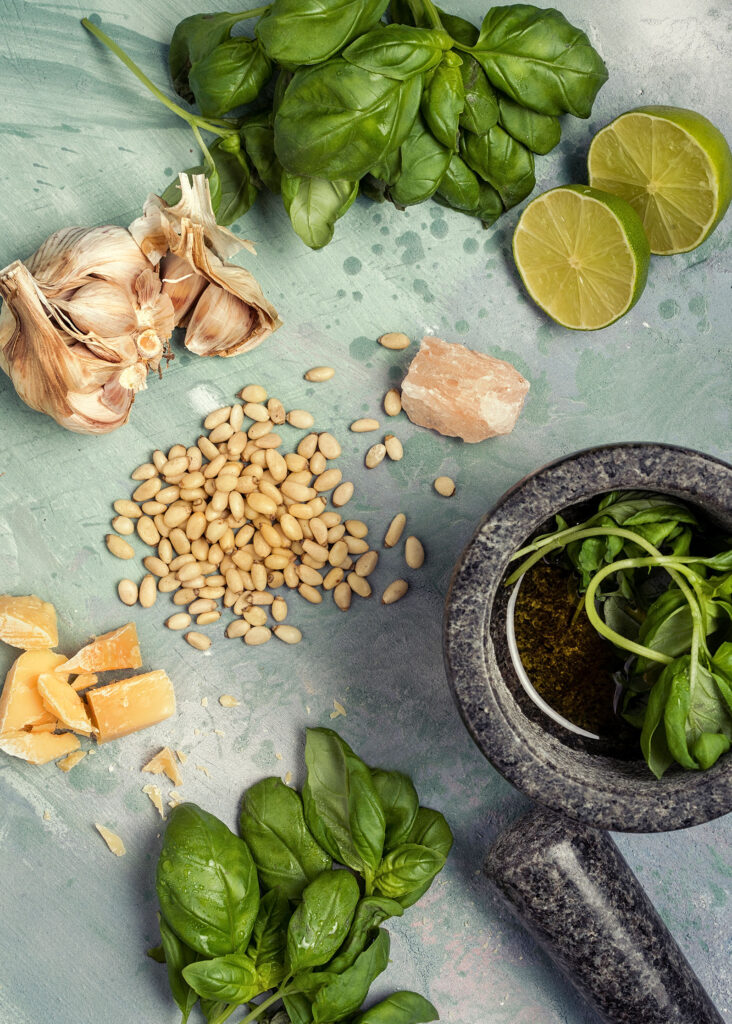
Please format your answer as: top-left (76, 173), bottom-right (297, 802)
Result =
top-left (208, 978), bottom-right (295, 1024)
top-left (192, 124), bottom-right (216, 177)
top-left (81, 18), bottom-right (241, 138)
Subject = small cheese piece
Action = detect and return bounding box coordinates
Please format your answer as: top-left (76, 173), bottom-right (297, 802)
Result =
top-left (175, 750), bottom-right (187, 765)
top-left (58, 622), bottom-right (142, 673)
top-left (31, 720), bottom-right (59, 733)
top-left (70, 672), bottom-right (98, 693)
top-left (0, 730), bottom-right (80, 765)
top-left (218, 695), bottom-right (239, 708)
top-left (0, 649), bottom-right (67, 734)
top-left (142, 783), bottom-right (166, 819)
top-left (0, 594), bottom-right (58, 649)
top-left (142, 747), bottom-right (183, 787)
top-left (57, 749), bottom-right (87, 772)
top-left (37, 672), bottom-right (93, 735)
top-left (95, 823), bottom-right (126, 856)
top-left (86, 670), bottom-right (175, 744)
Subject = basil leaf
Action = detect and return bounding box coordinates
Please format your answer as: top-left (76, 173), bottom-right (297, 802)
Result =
top-left (147, 945), bottom-right (165, 963)
top-left (169, 12), bottom-right (243, 102)
top-left (371, 770), bottom-right (419, 851)
top-left (352, 991), bottom-right (439, 1024)
top-left (692, 731), bottom-right (731, 770)
top-left (303, 728), bottom-right (386, 876)
top-left (257, 0), bottom-right (390, 66)
top-left (390, 0), bottom-right (479, 46)
top-left (472, 5), bottom-right (608, 118)
top-left (399, 806), bottom-right (454, 901)
top-left (389, 116), bottom-right (451, 207)
top-left (343, 25), bottom-right (451, 80)
top-left (420, 53), bottom-right (464, 150)
top-left (374, 843), bottom-right (445, 899)
top-left (497, 94), bottom-right (561, 155)
top-left (434, 153), bottom-right (480, 211)
top-left (239, 777), bottom-right (332, 898)
top-left (286, 870), bottom-right (360, 974)
top-left (640, 664), bottom-right (675, 779)
top-left (157, 803), bottom-right (260, 957)
top-left (158, 915), bottom-right (198, 1024)
top-left (284, 992), bottom-right (315, 1024)
top-left (281, 174), bottom-right (359, 249)
top-left (294, 971), bottom-right (339, 999)
top-left (208, 139), bottom-right (258, 226)
top-left (328, 895), bottom-right (403, 974)
top-left (458, 56), bottom-right (498, 134)
top-left (274, 60), bottom-right (423, 180)
top-left (183, 951), bottom-right (260, 1004)
top-left (461, 125), bottom-right (535, 208)
top-left (438, 9), bottom-right (479, 46)
top-left (313, 929), bottom-right (391, 1023)
top-left (189, 38), bottom-right (272, 118)
top-left (201, 1000), bottom-right (228, 1023)
top-left (248, 887), bottom-right (290, 969)
top-left (241, 114), bottom-right (283, 194)
top-left (368, 147), bottom-right (402, 185)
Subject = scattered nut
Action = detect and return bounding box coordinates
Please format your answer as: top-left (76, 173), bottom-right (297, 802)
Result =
top-left (378, 332), bottom-right (411, 351)
top-left (434, 476), bottom-right (456, 497)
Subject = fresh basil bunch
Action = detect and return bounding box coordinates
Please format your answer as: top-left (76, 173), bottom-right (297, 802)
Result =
top-left (149, 728), bottom-right (452, 1024)
top-left (83, 0), bottom-right (608, 248)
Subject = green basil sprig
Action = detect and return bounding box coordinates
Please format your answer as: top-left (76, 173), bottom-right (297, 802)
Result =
top-left (257, 0), bottom-right (390, 66)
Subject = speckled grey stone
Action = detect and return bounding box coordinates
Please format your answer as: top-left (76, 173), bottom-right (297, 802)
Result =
top-left (444, 442), bottom-right (732, 832)
top-left (485, 807), bottom-right (726, 1024)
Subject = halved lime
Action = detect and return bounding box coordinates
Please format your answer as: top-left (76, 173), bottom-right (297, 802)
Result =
top-left (588, 107), bottom-right (732, 255)
top-left (513, 185), bottom-right (650, 331)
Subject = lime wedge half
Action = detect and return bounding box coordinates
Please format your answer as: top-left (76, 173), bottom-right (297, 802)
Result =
top-left (588, 106), bottom-right (732, 255)
top-left (513, 185), bottom-right (650, 331)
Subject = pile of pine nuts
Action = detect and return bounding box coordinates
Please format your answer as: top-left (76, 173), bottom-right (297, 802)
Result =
top-left (106, 382), bottom-right (423, 650)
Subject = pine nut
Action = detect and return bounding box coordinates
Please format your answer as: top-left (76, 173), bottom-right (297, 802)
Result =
top-left (317, 433), bottom-right (341, 459)
top-left (143, 556), bottom-right (169, 577)
top-left (382, 579), bottom-right (408, 604)
top-left (265, 449), bottom-right (288, 482)
top-left (185, 631), bottom-right (211, 650)
top-left (106, 534), bottom-right (135, 560)
top-left (326, 524), bottom-right (345, 544)
top-left (384, 389), bottom-right (402, 416)
top-left (328, 540), bottom-right (348, 567)
top-left (186, 513), bottom-right (206, 540)
top-left (227, 431), bottom-right (248, 456)
top-left (405, 536), bottom-right (425, 569)
top-left (314, 469), bottom-right (342, 492)
top-left (310, 518), bottom-right (328, 546)
top-left (204, 407), bottom-right (231, 430)
top-left (345, 536), bottom-right (369, 555)
top-left (251, 564), bottom-right (268, 591)
top-left (249, 419), bottom-right (274, 440)
top-left (198, 436), bottom-right (219, 460)
top-left (114, 500), bottom-right (142, 519)
top-left (267, 397), bottom-right (286, 424)
top-left (334, 582), bottom-right (351, 611)
top-left (197, 611), bottom-right (221, 626)
top-left (187, 447), bottom-right (203, 472)
top-left (305, 365), bottom-right (335, 382)
top-left (112, 515), bottom-right (134, 536)
top-left (271, 597), bottom-right (288, 621)
top-left (152, 450), bottom-right (167, 472)
top-left (244, 607), bottom-right (268, 626)
top-left (310, 451), bottom-right (327, 476)
top-left (142, 501), bottom-right (166, 515)
top-left (323, 567), bottom-right (344, 591)
top-left (434, 476), bottom-right (455, 497)
top-left (198, 586), bottom-right (225, 599)
top-left (229, 404), bottom-right (245, 432)
top-left (191, 538), bottom-right (210, 561)
top-left (159, 575), bottom-right (181, 593)
top-left (332, 482), bottom-right (354, 507)
top-left (287, 409), bottom-right (315, 429)
top-left (384, 513), bottom-right (406, 548)
top-left (347, 572), bottom-right (372, 598)
top-left (173, 588), bottom-right (195, 605)
top-left (268, 570), bottom-right (285, 589)
top-left (137, 516), bottom-right (160, 547)
top-left (284, 564), bottom-right (299, 588)
top-left (265, 554), bottom-right (290, 570)
top-left (249, 492), bottom-right (277, 517)
top-left (117, 579), bottom-right (138, 605)
top-left (298, 583), bottom-right (322, 604)
top-left (244, 402), bottom-right (270, 422)
top-left (378, 332), bottom-right (410, 350)
top-left (169, 444), bottom-right (187, 459)
top-left (241, 385), bottom-right (267, 403)
top-left (384, 435), bottom-right (403, 461)
top-left (297, 434), bottom-right (319, 459)
top-left (189, 599), bottom-right (217, 615)
top-left (250, 591), bottom-right (274, 605)
top-left (132, 463), bottom-right (157, 481)
top-left (351, 418), bottom-right (380, 432)
top-left (298, 565), bottom-right (324, 587)
top-left (226, 620), bottom-right (250, 638)
top-left (162, 456), bottom-right (189, 477)
top-left (226, 568), bottom-right (244, 594)
top-left (167, 613), bottom-right (191, 631)
top-left (256, 433), bottom-right (283, 450)
top-left (303, 540), bottom-right (329, 561)
top-left (158, 538), bottom-right (174, 564)
top-left (132, 478), bottom-right (161, 502)
top-left (139, 574), bottom-right (157, 607)
top-left (282, 480), bottom-right (316, 502)
top-left (274, 625), bottom-right (302, 644)
top-left (355, 551), bottom-right (378, 577)
top-left (209, 422), bottom-right (234, 443)
top-left (365, 444), bottom-right (386, 469)
top-left (245, 626), bottom-right (272, 645)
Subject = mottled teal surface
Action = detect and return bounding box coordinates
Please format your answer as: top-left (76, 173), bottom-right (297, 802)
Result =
top-left (0, 2), bottom-right (730, 1022)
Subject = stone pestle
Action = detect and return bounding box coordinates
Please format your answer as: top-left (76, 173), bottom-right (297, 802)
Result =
top-left (484, 807), bottom-right (725, 1024)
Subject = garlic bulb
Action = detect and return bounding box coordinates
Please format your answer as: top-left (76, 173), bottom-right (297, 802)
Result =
top-left (130, 174), bottom-right (281, 357)
top-left (0, 225), bottom-right (174, 434)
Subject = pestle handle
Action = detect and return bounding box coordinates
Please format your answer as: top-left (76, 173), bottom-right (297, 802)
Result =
top-left (484, 807), bottom-right (725, 1024)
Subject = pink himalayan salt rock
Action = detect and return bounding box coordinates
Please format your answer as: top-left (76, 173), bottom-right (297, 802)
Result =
top-left (400, 336), bottom-right (530, 443)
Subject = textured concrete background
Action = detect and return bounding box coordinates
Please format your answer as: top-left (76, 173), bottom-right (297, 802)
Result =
top-left (0, 1), bottom-right (730, 1022)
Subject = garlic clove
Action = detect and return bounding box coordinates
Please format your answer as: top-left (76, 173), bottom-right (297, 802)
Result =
top-left (27, 225), bottom-right (152, 298)
top-left (185, 284), bottom-right (255, 357)
top-left (159, 253), bottom-right (207, 325)
top-left (55, 279), bottom-right (138, 338)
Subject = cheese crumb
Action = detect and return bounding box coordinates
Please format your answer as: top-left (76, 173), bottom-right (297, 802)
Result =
top-left (214, 729), bottom-right (225, 737)
top-left (168, 790), bottom-right (182, 809)
top-left (57, 750), bottom-right (87, 773)
top-left (201, 697), bottom-right (208, 708)
top-left (142, 747), bottom-right (183, 787)
top-left (95, 823), bottom-right (126, 856)
top-left (175, 750), bottom-right (187, 764)
top-left (275, 752), bottom-right (283, 761)
top-left (43, 809), bottom-right (51, 821)
top-left (330, 699), bottom-right (347, 719)
top-left (142, 783), bottom-right (166, 819)
top-left (196, 764), bottom-right (210, 777)
top-left (218, 695), bottom-right (239, 707)
top-left (284, 771), bottom-right (292, 785)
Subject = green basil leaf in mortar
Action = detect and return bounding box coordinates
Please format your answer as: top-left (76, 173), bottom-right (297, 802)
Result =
top-left (158, 915), bottom-right (199, 1024)
top-left (352, 991), bottom-right (439, 1024)
top-left (312, 929), bottom-right (391, 1023)
top-left (420, 52), bottom-right (464, 150)
top-left (286, 869), bottom-right (360, 974)
top-left (169, 11), bottom-right (244, 102)
top-left (458, 56), bottom-right (498, 134)
top-left (156, 803), bottom-right (260, 958)
top-left (248, 887), bottom-right (291, 969)
top-left (497, 94), bottom-right (561, 154)
top-left (328, 895), bottom-right (403, 974)
top-left (303, 728), bottom-right (386, 877)
top-left (257, 0), bottom-right (390, 66)
top-left (241, 113), bottom-right (283, 194)
top-left (461, 125), bottom-right (535, 209)
top-left (389, 115), bottom-right (452, 206)
top-left (281, 174), bottom-right (359, 249)
top-left (434, 153), bottom-right (480, 211)
top-left (472, 5), bottom-right (608, 118)
top-left (239, 777), bottom-right (332, 897)
top-left (693, 731), bottom-right (731, 770)
top-left (284, 992), bottom-right (316, 1024)
top-left (640, 664), bottom-right (675, 779)
top-left (274, 61), bottom-right (423, 180)
top-left (189, 37), bottom-right (272, 119)
top-left (665, 658), bottom-right (732, 771)
top-left (370, 769), bottom-right (419, 851)
top-left (374, 843), bottom-right (446, 899)
top-left (343, 25), bottom-right (452, 80)
top-left (209, 138), bottom-right (258, 226)
top-left (183, 951), bottom-right (261, 1004)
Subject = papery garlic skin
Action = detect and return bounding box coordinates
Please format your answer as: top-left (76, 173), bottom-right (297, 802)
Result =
top-left (130, 174), bottom-right (281, 358)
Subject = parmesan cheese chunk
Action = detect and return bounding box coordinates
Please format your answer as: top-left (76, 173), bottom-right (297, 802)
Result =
top-left (0, 594), bottom-right (58, 649)
top-left (142, 746), bottom-right (183, 787)
top-left (0, 650), bottom-right (67, 735)
top-left (70, 672), bottom-right (98, 693)
top-left (57, 750), bottom-right (87, 772)
top-left (37, 672), bottom-right (93, 735)
top-left (142, 783), bottom-right (166, 819)
top-left (86, 670), bottom-right (175, 743)
top-left (59, 622), bottom-right (142, 673)
top-left (95, 824), bottom-right (126, 856)
top-left (0, 730), bottom-right (80, 765)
